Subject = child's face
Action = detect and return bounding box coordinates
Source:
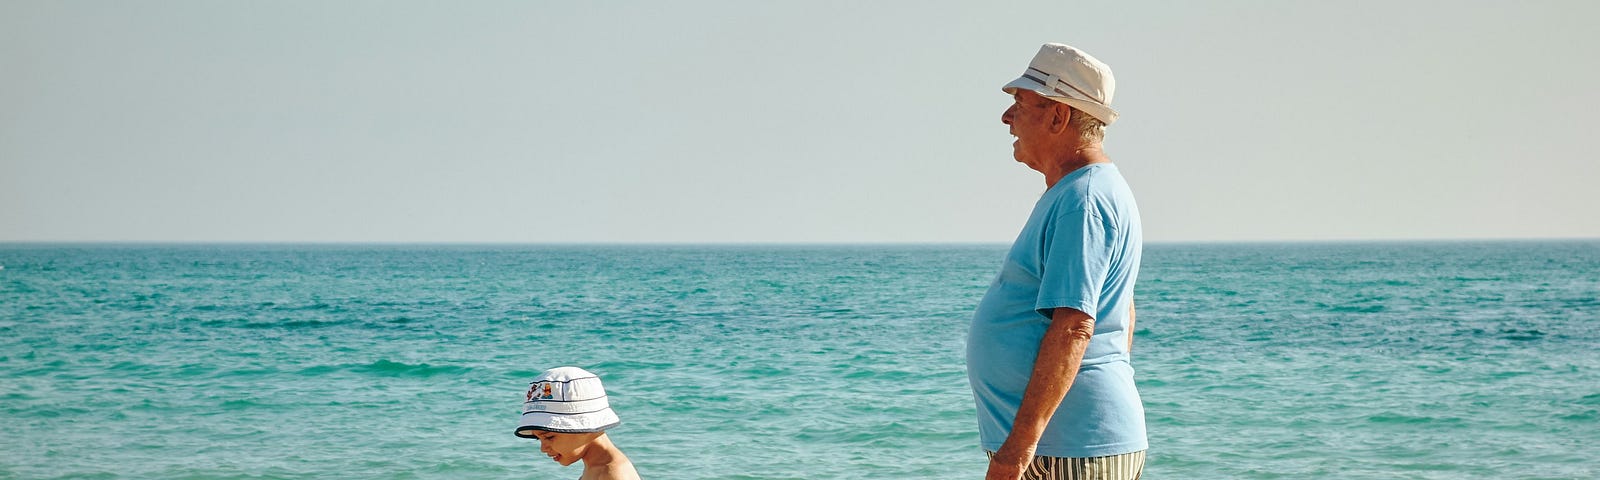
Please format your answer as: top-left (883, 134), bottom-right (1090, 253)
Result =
top-left (528, 431), bottom-right (598, 466)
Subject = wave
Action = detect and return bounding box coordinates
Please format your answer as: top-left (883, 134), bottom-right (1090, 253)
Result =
top-left (297, 360), bottom-right (472, 379)
top-left (1365, 412), bottom-right (1464, 425)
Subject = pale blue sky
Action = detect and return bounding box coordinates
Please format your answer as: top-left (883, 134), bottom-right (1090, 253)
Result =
top-left (3, 1), bottom-right (1597, 243)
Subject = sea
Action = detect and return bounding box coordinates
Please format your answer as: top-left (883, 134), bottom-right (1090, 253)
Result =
top-left (2, 242), bottom-right (1597, 480)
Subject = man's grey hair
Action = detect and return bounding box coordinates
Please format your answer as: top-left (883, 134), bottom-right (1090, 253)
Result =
top-left (1068, 108), bottom-right (1106, 144)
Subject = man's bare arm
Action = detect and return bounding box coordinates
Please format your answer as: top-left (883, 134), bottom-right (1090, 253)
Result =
top-left (985, 307), bottom-right (1096, 480)
top-left (1127, 299), bottom-right (1136, 353)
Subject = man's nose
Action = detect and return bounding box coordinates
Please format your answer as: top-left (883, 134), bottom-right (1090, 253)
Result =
top-left (1001, 106), bottom-right (1014, 125)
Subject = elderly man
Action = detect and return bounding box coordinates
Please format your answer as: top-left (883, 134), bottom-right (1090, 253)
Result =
top-left (967, 43), bottom-right (1147, 480)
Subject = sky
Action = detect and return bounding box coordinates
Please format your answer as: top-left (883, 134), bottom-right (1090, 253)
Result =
top-left (3, 1), bottom-right (1597, 244)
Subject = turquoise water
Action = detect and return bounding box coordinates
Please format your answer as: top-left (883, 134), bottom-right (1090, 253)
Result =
top-left (2, 242), bottom-right (1597, 479)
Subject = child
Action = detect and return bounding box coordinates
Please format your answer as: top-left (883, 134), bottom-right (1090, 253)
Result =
top-left (514, 366), bottom-right (641, 480)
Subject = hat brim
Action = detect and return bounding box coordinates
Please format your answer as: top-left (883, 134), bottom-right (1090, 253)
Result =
top-left (1002, 77), bottom-right (1119, 126)
top-left (514, 408), bottom-right (620, 437)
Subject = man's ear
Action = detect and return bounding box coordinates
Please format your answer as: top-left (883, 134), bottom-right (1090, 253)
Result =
top-left (1048, 103), bottom-right (1073, 135)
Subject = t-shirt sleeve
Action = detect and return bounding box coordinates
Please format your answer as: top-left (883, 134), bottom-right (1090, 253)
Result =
top-left (1035, 207), bottom-right (1110, 321)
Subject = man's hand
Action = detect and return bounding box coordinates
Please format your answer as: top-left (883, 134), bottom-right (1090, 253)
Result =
top-left (986, 441), bottom-right (1036, 480)
top-left (988, 307), bottom-right (1096, 480)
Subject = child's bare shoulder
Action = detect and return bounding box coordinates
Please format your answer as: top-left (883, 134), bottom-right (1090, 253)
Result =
top-left (580, 461), bottom-right (641, 480)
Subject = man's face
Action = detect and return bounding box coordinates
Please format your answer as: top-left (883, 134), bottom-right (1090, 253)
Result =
top-left (527, 430), bottom-right (599, 466)
top-left (1000, 90), bottom-right (1062, 171)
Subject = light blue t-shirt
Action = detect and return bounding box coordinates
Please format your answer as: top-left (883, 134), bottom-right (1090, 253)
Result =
top-left (966, 163), bottom-right (1146, 458)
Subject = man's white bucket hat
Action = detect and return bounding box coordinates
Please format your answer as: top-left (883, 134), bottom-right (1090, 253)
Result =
top-left (515, 366), bottom-right (621, 436)
top-left (1002, 43), bottom-right (1119, 125)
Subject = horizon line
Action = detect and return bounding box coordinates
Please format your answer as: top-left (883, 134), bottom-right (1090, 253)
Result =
top-left (2, 237), bottom-right (1596, 247)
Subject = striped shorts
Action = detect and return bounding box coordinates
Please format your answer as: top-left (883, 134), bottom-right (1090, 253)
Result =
top-left (985, 450), bottom-right (1146, 480)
